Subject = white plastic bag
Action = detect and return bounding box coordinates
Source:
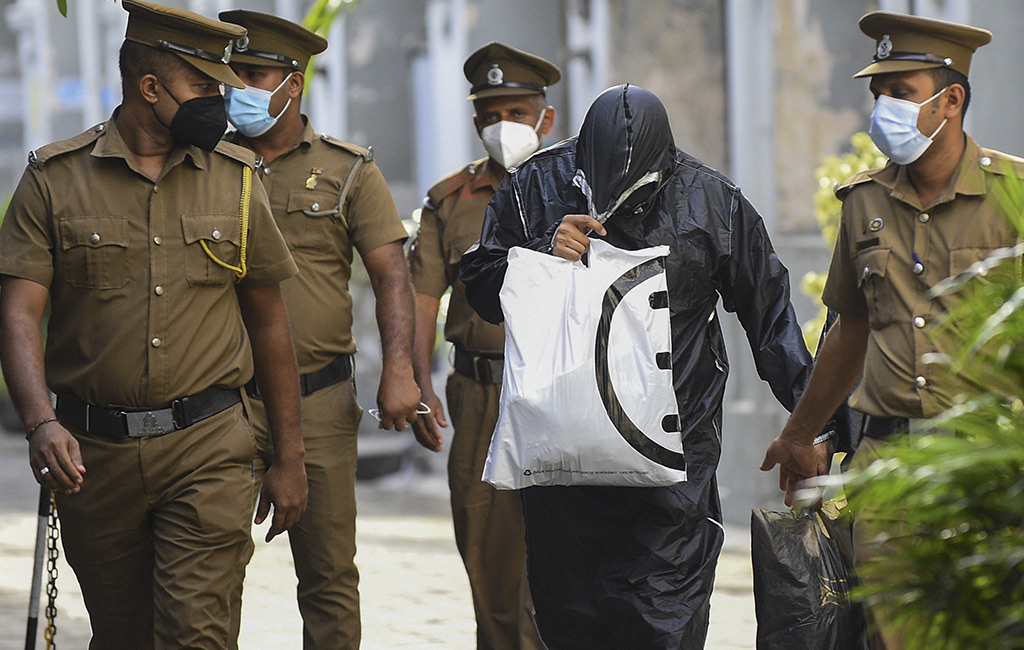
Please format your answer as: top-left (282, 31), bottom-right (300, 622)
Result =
top-left (484, 239), bottom-right (687, 488)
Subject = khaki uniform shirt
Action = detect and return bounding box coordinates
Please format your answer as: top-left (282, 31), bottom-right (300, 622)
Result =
top-left (408, 157), bottom-right (505, 355)
top-left (823, 136), bottom-right (1024, 418)
top-left (0, 114), bottom-right (297, 408)
top-left (229, 119), bottom-right (406, 374)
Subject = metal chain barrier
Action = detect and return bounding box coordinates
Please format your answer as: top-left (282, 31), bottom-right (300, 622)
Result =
top-left (43, 492), bottom-right (58, 650)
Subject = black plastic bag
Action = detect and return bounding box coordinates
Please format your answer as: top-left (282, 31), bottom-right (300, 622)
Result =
top-left (750, 505), bottom-right (866, 650)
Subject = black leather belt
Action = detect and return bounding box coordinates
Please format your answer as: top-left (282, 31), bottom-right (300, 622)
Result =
top-left (245, 353), bottom-right (353, 400)
top-left (453, 347), bottom-right (503, 385)
top-left (56, 385), bottom-right (242, 440)
top-left (861, 414), bottom-right (952, 440)
top-left (861, 415), bottom-right (910, 440)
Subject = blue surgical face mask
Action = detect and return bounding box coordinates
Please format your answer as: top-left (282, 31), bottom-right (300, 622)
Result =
top-left (224, 71), bottom-right (294, 137)
top-left (868, 86), bottom-right (948, 165)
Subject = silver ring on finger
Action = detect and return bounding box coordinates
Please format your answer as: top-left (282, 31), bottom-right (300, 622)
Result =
top-left (39, 466), bottom-right (50, 476)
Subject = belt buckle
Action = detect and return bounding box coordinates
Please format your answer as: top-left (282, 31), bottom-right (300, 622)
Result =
top-left (124, 409), bottom-right (176, 438)
top-left (473, 357), bottom-right (491, 384)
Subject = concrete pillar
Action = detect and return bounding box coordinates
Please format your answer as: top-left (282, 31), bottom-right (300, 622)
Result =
top-left (421, 0), bottom-right (472, 188)
top-left (565, 0), bottom-right (610, 133)
top-left (6, 0), bottom-right (56, 150)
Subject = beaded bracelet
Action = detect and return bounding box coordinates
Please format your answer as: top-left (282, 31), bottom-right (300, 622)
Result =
top-left (25, 417), bottom-right (58, 441)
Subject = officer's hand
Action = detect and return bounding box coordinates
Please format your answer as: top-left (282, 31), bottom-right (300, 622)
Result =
top-left (375, 369), bottom-right (422, 431)
top-left (256, 459), bottom-right (308, 543)
top-left (759, 435), bottom-right (826, 507)
top-left (29, 422), bottom-right (86, 495)
top-left (411, 391), bottom-right (446, 452)
top-left (553, 214), bottom-right (606, 262)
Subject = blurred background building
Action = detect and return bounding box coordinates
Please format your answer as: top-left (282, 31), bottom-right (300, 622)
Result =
top-left (1, 0), bottom-right (1022, 523)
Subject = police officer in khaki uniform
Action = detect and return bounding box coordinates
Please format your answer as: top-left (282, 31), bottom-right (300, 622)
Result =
top-left (0, 2), bottom-right (306, 648)
top-left (760, 12), bottom-right (1024, 650)
top-left (218, 10), bottom-right (422, 649)
top-left (408, 42), bottom-right (558, 650)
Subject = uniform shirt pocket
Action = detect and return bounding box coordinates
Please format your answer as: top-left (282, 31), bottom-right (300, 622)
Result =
top-left (58, 216), bottom-right (130, 289)
top-left (855, 246), bottom-right (893, 328)
top-left (282, 190), bottom-right (341, 251)
top-left (949, 246), bottom-right (996, 278)
top-left (181, 214), bottom-right (241, 287)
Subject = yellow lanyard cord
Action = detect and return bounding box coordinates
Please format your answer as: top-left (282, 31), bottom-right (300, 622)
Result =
top-left (200, 164), bottom-right (251, 283)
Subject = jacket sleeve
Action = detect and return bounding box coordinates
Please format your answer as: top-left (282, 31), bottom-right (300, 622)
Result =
top-left (718, 189), bottom-right (812, 412)
top-left (459, 172), bottom-right (561, 324)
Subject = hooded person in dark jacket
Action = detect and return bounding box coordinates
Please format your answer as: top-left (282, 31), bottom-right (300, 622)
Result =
top-left (459, 84), bottom-right (819, 649)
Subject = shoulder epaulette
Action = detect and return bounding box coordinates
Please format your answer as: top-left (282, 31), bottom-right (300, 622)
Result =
top-left (425, 158), bottom-right (488, 208)
top-left (319, 134), bottom-right (373, 161)
top-left (29, 123), bottom-right (106, 169)
top-left (979, 148), bottom-right (1024, 179)
top-left (834, 167), bottom-right (882, 199)
top-left (213, 139), bottom-right (258, 169)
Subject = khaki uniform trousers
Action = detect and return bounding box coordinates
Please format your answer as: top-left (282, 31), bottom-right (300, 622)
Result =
top-left (55, 403), bottom-right (257, 650)
top-left (445, 371), bottom-right (545, 650)
top-left (851, 436), bottom-right (912, 650)
top-left (249, 378), bottom-right (363, 650)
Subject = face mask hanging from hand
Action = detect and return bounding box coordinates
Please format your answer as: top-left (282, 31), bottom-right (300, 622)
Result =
top-left (480, 109), bottom-right (546, 170)
top-left (224, 72), bottom-right (295, 138)
top-left (868, 86), bottom-right (948, 165)
top-left (154, 81), bottom-right (229, 152)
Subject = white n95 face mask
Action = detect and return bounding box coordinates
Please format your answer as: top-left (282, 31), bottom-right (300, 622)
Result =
top-left (868, 86), bottom-right (948, 165)
top-left (480, 109), bottom-right (546, 170)
top-left (224, 72), bottom-right (294, 138)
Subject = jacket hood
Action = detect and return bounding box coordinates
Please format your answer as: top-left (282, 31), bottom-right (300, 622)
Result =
top-left (575, 84), bottom-right (676, 221)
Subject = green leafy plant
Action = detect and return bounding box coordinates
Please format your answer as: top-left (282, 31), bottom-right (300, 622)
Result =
top-left (844, 173), bottom-right (1024, 649)
top-left (301, 0), bottom-right (363, 94)
top-left (801, 133), bottom-right (886, 349)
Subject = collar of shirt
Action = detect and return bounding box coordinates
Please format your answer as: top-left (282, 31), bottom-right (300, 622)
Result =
top-left (90, 108), bottom-right (206, 176)
top-left (472, 157), bottom-right (501, 193)
top-left (871, 135), bottom-right (987, 210)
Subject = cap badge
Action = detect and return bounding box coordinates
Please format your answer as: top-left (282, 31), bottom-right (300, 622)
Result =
top-left (869, 217), bottom-right (884, 232)
top-left (235, 36), bottom-right (249, 53)
top-left (487, 64), bottom-right (503, 86)
top-left (223, 43), bottom-right (232, 64)
top-left (877, 34), bottom-right (893, 60)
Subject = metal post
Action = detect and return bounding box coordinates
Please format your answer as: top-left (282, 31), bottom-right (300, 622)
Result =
top-left (24, 487), bottom-right (49, 650)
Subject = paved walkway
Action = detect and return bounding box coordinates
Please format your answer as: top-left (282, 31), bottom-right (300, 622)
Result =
top-left (0, 429), bottom-right (757, 649)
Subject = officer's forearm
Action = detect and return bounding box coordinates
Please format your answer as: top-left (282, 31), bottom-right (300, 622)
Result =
top-left (781, 315), bottom-right (868, 444)
top-left (364, 242), bottom-right (415, 376)
top-left (0, 276), bottom-right (56, 429)
top-left (412, 293), bottom-right (441, 392)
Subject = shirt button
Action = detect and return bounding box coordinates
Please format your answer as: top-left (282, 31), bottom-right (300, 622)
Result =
top-left (311, 202), bottom-right (320, 211)
top-left (980, 156), bottom-right (991, 167)
top-left (915, 376), bottom-right (927, 388)
top-left (153, 236), bottom-right (162, 245)
top-left (914, 317), bottom-right (925, 328)
top-left (918, 213), bottom-right (930, 223)
top-left (151, 337), bottom-right (162, 348)
top-left (212, 229), bottom-right (222, 240)
top-left (90, 233), bottom-right (100, 244)
top-left (861, 266), bottom-right (870, 280)
top-left (263, 167), bottom-right (271, 175)
top-left (154, 285), bottom-right (164, 296)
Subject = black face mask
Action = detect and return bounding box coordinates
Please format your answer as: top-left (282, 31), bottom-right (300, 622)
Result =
top-left (154, 82), bottom-right (227, 152)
